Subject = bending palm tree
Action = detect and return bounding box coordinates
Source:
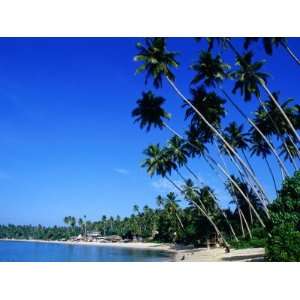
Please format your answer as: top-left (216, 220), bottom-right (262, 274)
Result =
top-left (232, 52), bottom-right (300, 144)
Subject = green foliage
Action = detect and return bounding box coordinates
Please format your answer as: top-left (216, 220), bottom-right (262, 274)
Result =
top-left (265, 171), bottom-right (300, 261)
top-left (230, 238), bottom-right (266, 249)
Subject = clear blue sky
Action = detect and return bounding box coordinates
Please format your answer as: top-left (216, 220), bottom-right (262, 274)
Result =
top-left (0, 38), bottom-right (299, 226)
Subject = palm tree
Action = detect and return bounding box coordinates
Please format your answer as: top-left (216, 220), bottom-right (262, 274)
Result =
top-left (134, 38), bottom-right (268, 205)
top-left (78, 218), bottom-right (83, 234)
top-left (190, 51), bottom-right (230, 86)
top-left (164, 192), bottom-right (184, 230)
top-left (63, 216), bottom-right (70, 227)
top-left (184, 86), bottom-right (226, 144)
top-left (232, 51), bottom-right (300, 144)
top-left (133, 204), bottom-right (140, 215)
top-left (244, 37), bottom-right (300, 66)
top-left (181, 179), bottom-right (231, 246)
top-left (134, 37), bottom-right (179, 88)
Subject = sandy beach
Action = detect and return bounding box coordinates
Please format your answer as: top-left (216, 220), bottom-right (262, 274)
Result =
top-left (1, 239), bottom-right (265, 261)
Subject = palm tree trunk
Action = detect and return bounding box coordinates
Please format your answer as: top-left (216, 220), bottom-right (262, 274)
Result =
top-left (207, 155), bottom-right (267, 228)
top-left (281, 41), bottom-right (300, 66)
top-left (249, 204), bottom-right (253, 225)
top-left (264, 156), bottom-right (279, 198)
top-left (223, 146), bottom-right (270, 214)
top-left (238, 208), bottom-right (245, 238)
top-left (221, 210), bottom-right (239, 242)
top-left (220, 88), bottom-right (289, 177)
top-left (164, 175), bottom-right (230, 248)
top-left (240, 208), bottom-right (253, 239)
top-left (260, 80), bottom-right (300, 144)
top-left (175, 212), bottom-right (184, 231)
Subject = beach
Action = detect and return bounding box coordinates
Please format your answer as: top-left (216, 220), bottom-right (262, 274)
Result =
top-left (1, 239), bottom-right (265, 262)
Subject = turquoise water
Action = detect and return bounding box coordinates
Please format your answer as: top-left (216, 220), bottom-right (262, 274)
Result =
top-left (0, 240), bottom-right (172, 262)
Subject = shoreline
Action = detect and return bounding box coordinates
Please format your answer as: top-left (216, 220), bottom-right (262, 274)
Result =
top-left (0, 239), bottom-right (265, 261)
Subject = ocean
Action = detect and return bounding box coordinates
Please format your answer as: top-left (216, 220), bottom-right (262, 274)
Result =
top-left (0, 240), bottom-right (172, 262)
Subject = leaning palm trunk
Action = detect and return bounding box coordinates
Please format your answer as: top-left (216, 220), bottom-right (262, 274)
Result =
top-left (238, 207), bottom-right (245, 238)
top-left (206, 155), bottom-right (267, 228)
top-left (164, 175), bottom-right (230, 248)
top-left (240, 208), bottom-right (253, 239)
top-left (220, 88), bottom-right (289, 178)
top-left (222, 145), bottom-right (270, 216)
top-left (184, 164), bottom-right (239, 241)
top-left (174, 211), bottom-right (184, 230)
top-left (280, 41), bottom-right (300, 66)
top-left (217, 149), bottom-right (252, 238)
top-left (260, 80), bottom-right (300, 144)
top-left (166, 76), bottom-right (270, 204)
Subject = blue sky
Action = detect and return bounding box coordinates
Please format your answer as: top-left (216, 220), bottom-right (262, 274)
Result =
top-left (0, 38), bottom-right (299, 226)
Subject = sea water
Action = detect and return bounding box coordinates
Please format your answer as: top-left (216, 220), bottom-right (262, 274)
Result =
top-left (0, 240), bottom-right (172, 262)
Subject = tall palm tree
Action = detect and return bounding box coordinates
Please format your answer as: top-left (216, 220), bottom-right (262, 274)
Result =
top-left (244, 37), bottom-right (300, 66)
top-left (134, 37), bottom-right (179, 88)
top-left (232, 51), bottom-right (300, 144)
top-left (134, 38), bottom-right (268, 204)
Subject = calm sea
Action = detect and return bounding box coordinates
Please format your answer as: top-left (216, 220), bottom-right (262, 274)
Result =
top-left (0, 240), bottom-right (173, 262)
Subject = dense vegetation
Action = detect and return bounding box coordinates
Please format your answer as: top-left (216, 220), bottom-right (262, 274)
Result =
top-left (266, 171), bottom-right (300, 261)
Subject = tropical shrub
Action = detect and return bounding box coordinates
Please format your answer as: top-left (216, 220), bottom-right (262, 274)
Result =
top-left (265, 171), bottom-right (300, 261)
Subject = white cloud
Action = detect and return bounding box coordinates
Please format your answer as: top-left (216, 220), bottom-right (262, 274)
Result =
top-left (114, 168), bottom-right (129, 175)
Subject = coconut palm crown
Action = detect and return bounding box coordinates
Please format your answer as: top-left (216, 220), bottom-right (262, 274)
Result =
top-left (134, 37), bottom-right (179, 88)
top-left (231, 51), bottom-right (269, 101)
top-left (190, 51), bottom-right (231, 87)
top-left (132, 91), bottom-right (170, 131)
top-left (184, 86), bottom-right (226, 143)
